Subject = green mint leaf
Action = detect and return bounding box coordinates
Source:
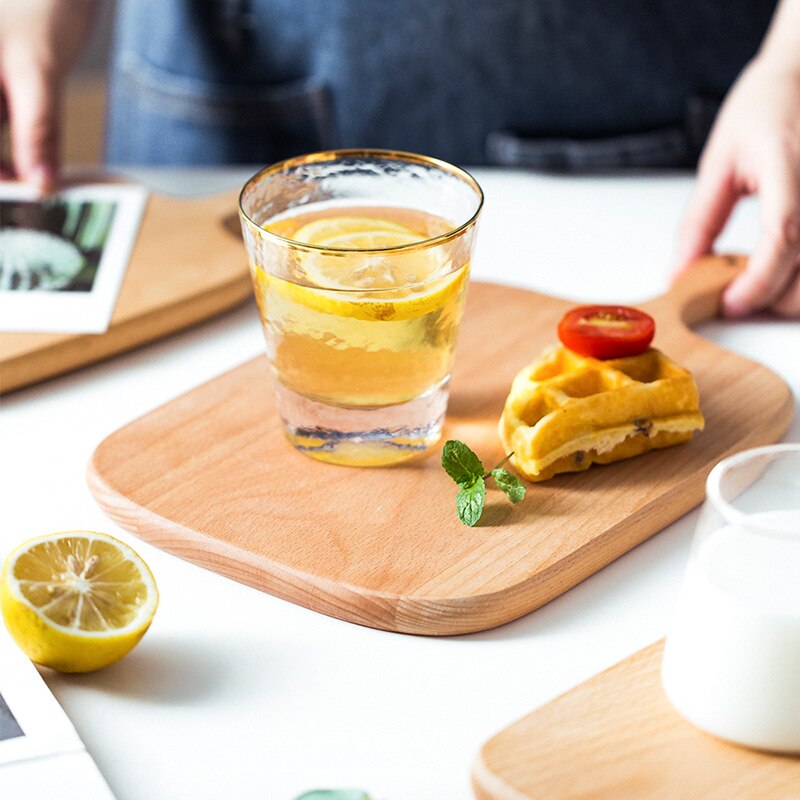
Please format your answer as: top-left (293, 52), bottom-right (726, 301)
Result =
top-left (441, 439), bottom-right (484, 487)
top-left (456, 478), bottom-right (486, 526)
top-left (491, 468), bottom-right (526, 503)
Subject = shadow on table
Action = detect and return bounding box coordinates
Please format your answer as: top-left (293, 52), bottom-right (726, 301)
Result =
top-left (64, 636), bottom-right (231, 704)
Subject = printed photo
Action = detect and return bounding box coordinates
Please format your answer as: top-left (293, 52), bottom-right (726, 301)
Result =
top-left (0, 183), bottom-right (147, 333)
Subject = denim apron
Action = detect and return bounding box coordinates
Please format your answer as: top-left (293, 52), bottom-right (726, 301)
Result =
top-left (106, 0), bottom-right (775, 168)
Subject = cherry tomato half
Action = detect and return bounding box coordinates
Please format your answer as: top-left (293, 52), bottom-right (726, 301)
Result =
top-left (557, 305), bottom-right (655, 359)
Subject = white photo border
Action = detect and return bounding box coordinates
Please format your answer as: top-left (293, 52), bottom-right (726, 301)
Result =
top-left (0, 626), bottom-right (83, 766)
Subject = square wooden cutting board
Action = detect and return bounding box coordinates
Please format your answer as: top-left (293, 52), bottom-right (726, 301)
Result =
top-left (88, 256), bottom-right (793, 635)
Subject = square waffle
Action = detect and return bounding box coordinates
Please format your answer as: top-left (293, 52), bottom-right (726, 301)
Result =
top-left (499, 346), bottom-right (704, 481)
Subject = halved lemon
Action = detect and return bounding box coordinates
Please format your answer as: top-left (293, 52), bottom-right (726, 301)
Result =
top-left (257, 215), bottom-right (464, 321)
top-left (1, 531), bottom-right (158, 673)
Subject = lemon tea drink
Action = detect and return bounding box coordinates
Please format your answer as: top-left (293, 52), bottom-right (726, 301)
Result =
top-left (261, 206), bottom-right (465, 404)
top-left (239, 151), bottom-right (483, 466)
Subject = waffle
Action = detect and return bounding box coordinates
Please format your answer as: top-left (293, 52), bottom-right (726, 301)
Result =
top-left (499, 346), bottom-right (704, 482)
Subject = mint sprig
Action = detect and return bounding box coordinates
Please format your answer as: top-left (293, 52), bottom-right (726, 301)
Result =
top-left (441, 440), bottom-right (527, 526)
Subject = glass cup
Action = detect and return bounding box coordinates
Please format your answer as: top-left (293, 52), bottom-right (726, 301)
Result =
top-left (239, 149), bottom-right (483, 467)
top-left (661, 444), bottom-right (800, 752)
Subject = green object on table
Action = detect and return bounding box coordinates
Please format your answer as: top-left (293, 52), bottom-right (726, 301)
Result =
top-left (294, 792), bottom-right (370, 800)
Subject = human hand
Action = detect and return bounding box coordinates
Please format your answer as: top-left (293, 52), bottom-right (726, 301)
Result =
top-left (674, 57), bottom-right (800, 317)
top-left (0, 0), bottom-right (97, 192)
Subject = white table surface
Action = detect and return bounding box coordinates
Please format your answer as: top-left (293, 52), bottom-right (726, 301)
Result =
top-left (2, 168), bottom-right (798, 800)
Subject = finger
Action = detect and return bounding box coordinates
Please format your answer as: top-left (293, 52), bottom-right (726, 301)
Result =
top-left (4, 64), bottom-right (60, 193)
top-left (723, 155), bottom-right (800, 317)
top-left (771, 265), bottom-right (800, 318)
top-left (672, 154), bottom-right (740, 284)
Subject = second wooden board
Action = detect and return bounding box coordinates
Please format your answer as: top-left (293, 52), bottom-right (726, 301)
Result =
top-left (88, 256), bottom-right (793, 635)
top-left (472, 641), bottom-right (800, 799)
top-left (0, 187), bottom-right (250, 393)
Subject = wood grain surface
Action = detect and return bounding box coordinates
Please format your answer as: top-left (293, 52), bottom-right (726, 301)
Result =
top-left (0, 188), bottom-right (251, 393)
top-left (87, 255), bottom-right (794, 635)
top-left (473, 640), bottom-right (800, 799)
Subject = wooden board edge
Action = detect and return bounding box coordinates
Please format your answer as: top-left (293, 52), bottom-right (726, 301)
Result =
top-left (0, 275), bottom-right (253, 394)
top-left (82, 446), bottom-right (697, 636)
top-left (472, 754), bottom-right (531, 800)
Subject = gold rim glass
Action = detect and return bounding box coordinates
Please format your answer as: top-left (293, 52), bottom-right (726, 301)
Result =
top-left (238, 149), bottom-right (484, 467)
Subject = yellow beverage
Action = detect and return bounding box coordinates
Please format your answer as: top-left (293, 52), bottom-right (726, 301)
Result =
top-left (252, 205), bottom-right (469, 411)
top-left (239, 150), bottom-right (483, 466)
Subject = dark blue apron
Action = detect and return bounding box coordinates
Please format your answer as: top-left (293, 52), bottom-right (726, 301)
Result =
top-left (106, 0), bottom-right (776, 168)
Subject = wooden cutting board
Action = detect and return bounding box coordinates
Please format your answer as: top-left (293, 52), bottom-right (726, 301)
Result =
top-left (87, 255), bottom-right (793, 635)
top-left (472, 640), bottom-right (800, 799)
top-left (0, 188), bottom-right (250, 393)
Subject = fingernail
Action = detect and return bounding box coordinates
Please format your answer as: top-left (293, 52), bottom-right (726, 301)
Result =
top-left (722, 288), bottom-right (750, 318)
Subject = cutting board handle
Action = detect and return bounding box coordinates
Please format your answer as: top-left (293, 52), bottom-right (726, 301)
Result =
top-left (660, 253), bottom-right (746, 328)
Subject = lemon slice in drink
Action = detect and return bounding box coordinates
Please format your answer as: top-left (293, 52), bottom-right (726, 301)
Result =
top-left (294, 215), bottom-right (441, 289)
top-left (1, 531), bottom-right (158, 673)
top-left (292, 216), bottom-right (420, 252)
top-left (266, 215), bottom-right (464, 321)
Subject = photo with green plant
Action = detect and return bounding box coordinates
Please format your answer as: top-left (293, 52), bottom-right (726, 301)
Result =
top-left (0, 199), bottom-right (117, 292)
